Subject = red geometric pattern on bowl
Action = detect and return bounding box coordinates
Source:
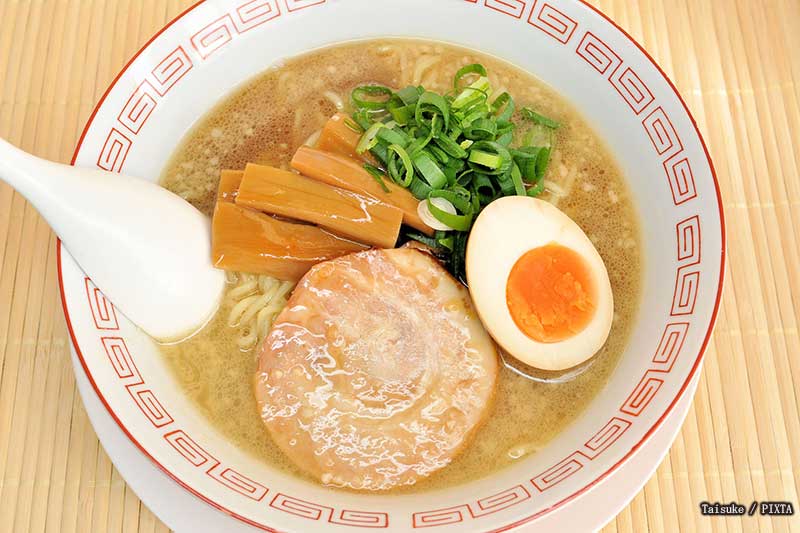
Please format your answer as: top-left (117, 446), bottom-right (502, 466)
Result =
top-left (117, 81), bottom-right (159, 134)
top-left (620, 371), bottom-right (665, 417)
top-left (61, 0), bottom-right (722, 531)
top-left (484, 0), bottom-right (528, 19)
top-left (151, 47), bottom-right (193, 95)
top-left (611, 67), bottom-right (655, 115)
top-left (412, 485), bottom-right (531, 528)
top-left (100, 335), bottom-right (139, 380)
top-left (284, 0), bottom-right (326, 12)
top-left (85, 277), bottom-right (119, 330)
top-left (666, 155), bottom-right (698, 205)
top-left (651, 322), bottom-right (690, 373)
top-left (96, 128), bottom-right (132, 173)
top-left (576, 32), bottom-right (622, 75)
top-left (269, 494), bottom-right (388, 528)
top-left (191, 14), bottom-right (238, 59)
top-left (643, 107), bottom-right (684, 158)
top-left (528, 2), bottom-right (578, 44)
top-left (164, 430), bottom-right (270, 501)
top-left (96, 0), bottom-right (285, 170)
top-left (237, 0), bottom-right (282, 30)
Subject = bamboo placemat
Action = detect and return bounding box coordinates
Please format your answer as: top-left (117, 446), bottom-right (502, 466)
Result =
top-left (0, 0), bottom-right (798, 531)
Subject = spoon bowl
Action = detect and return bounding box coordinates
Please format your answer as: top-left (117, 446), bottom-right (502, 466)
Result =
top-left (0, 138), bottom-right (225, 341)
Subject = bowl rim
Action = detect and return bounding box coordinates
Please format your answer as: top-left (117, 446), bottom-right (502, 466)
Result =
top-left (56, 0), bottom-right (727, 530)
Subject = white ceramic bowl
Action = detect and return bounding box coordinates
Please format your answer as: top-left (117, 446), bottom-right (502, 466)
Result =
top-left (59, 1), bottom-right (725, 531)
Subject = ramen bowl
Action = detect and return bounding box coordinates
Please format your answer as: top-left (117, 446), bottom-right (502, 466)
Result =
top-left (59, 0), bottom-right (724, 531)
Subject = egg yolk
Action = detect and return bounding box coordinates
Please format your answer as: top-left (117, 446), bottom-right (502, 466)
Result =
top-left (506, 243), bottom-right (597, 343)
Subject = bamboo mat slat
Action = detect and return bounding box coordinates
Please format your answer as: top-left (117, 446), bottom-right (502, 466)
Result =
top-left (0, 1), bottom-right (798, 531)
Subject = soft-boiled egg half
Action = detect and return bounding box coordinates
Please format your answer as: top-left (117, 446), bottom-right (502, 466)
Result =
top-left (466, 196), bottom-right (613, 371)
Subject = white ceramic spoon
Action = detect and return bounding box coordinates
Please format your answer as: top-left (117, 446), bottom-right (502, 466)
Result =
top-left (0, 138), bottom-right (226, 342)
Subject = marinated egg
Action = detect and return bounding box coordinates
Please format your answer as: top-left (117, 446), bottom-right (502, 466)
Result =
top-left (466, 196), bottom-right (614, 371)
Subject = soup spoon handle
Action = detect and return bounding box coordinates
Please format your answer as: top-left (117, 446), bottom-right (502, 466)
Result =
top-left (0, 137), bottom-right (225, 342)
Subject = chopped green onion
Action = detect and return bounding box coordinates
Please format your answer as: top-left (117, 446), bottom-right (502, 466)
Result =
top-left (356, 122), bottom-right (385, 154)
top-left (430, 188), bottom-right (472, 213)
top-left (459, 104), bottom-right (491, 128)
top-left (413, 151), bottom-right (448, 189)
top-left (496, 131), bottom-right (514, 146)
top-left (525, 124), bottom-right (554, 148)
top-left (536, 147), bottom-right (551, 181)
top-left (428, 144), bottom-right (450, 164)
top-left (473, 173), bottom-right (496, 203)
top-left (369, 142), bottom-right (389, 166)
top-left (469, 150), bottom-right (504, 170)
top-left (521, 107), bottom-right (560, 129)
top-left (463, 117), bottom-right (497, 140)
top-left (352, 110), bottom-right (372, 131)
top-left (344, 118), bottom-right (363, 133)
top-left (397, 85), bottom-right (423, 105)
top-left (496, 175), bottom-right (516, 196)
top-left (352, 85), bottom-right (394, 111)
top-left (376, 126), bottom-right (409, 147)
top-left (409, 176), bottom-right (433, 200)
top-left (346, 63), bottom-right (569, 282)
top-left (510, 163), bottom-right (526, 196)
top-left (363, 163), bottom-right (391, 193)
top-left (415, 91), bottom-right (451, 132)
top-left (387, 144), bottom-right (414, 187)
top-left (437, 235), bottom-right (455, 251)
top-left (492, 92), bottom-right (515, 124)
top-left (511, 146), bottom-right (542, 182)
top-left (425, 197), bottom-right (473, 231)
top-left (389, 103), bottom-right (415, 125)
top-left (452, 76), bottom-right (491, 110)
top-left (434, 134), bottom-right (468, 159)
top-left (454, 64), bottom-right (488, 89)
top-left (406, 232), bottom-right (441, 249)
top-left (468, 141), bottom-right (512, 175)
top-left (527, 178), bottom-right (546, 197)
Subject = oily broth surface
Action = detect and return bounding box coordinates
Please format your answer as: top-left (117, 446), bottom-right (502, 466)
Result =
top-left (159, 39), bottom-right (642, 492)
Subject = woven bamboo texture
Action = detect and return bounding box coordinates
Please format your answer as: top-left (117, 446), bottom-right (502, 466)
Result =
top-left (0, 0), bottom-right (798, 531)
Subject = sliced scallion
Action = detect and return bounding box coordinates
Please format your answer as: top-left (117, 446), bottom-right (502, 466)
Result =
top-left (409, 176), bottom-right (433, 200)
top-left (356, 122), bottom-right (385, 154)
top-left (387, 144), bottom-right (414, 187)
top-left (347, 63), bottom-right (568, 282)
top-left (352, 85), bottom-right (394, 111)
top-left (418, 197), bottom-right (459, 231)
top-left (510, 163), bottom-right (526, 196)
top-left (521, 107), bottom-right (560, 129)
top-left (454, 64), bottom-right (488, 89)
top-left (467, 141), bottom-right (512, 175)
top-left (415, 91), bottom-right (451, 132)
top-left (452, 76), bottom-right (491, 110)
top-left (344, 118), bottom-right (363, 133)
top-left (363, 163), bottom-right (391, 193)
top-left (376, 126), bottom-right (409, 147)
top-left (425, 197), bottom-right (473, 232)
top-left (413, 151), bottom-right (448, 189)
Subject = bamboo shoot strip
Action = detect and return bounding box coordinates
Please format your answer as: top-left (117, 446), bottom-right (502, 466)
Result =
top-left (291, 147), bottom-right (433, 236)
top-left (317, 112), bottom-right (368, 161)
top-left (236, 164), bottom-right (403, 249)
top-left (211, 201), bottom-right (367, 281)
top-left (217, 170), bottom-right (244, 203)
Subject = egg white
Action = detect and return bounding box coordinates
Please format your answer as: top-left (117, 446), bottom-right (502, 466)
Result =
top-left (466, 196), bottom-right (614, 371)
